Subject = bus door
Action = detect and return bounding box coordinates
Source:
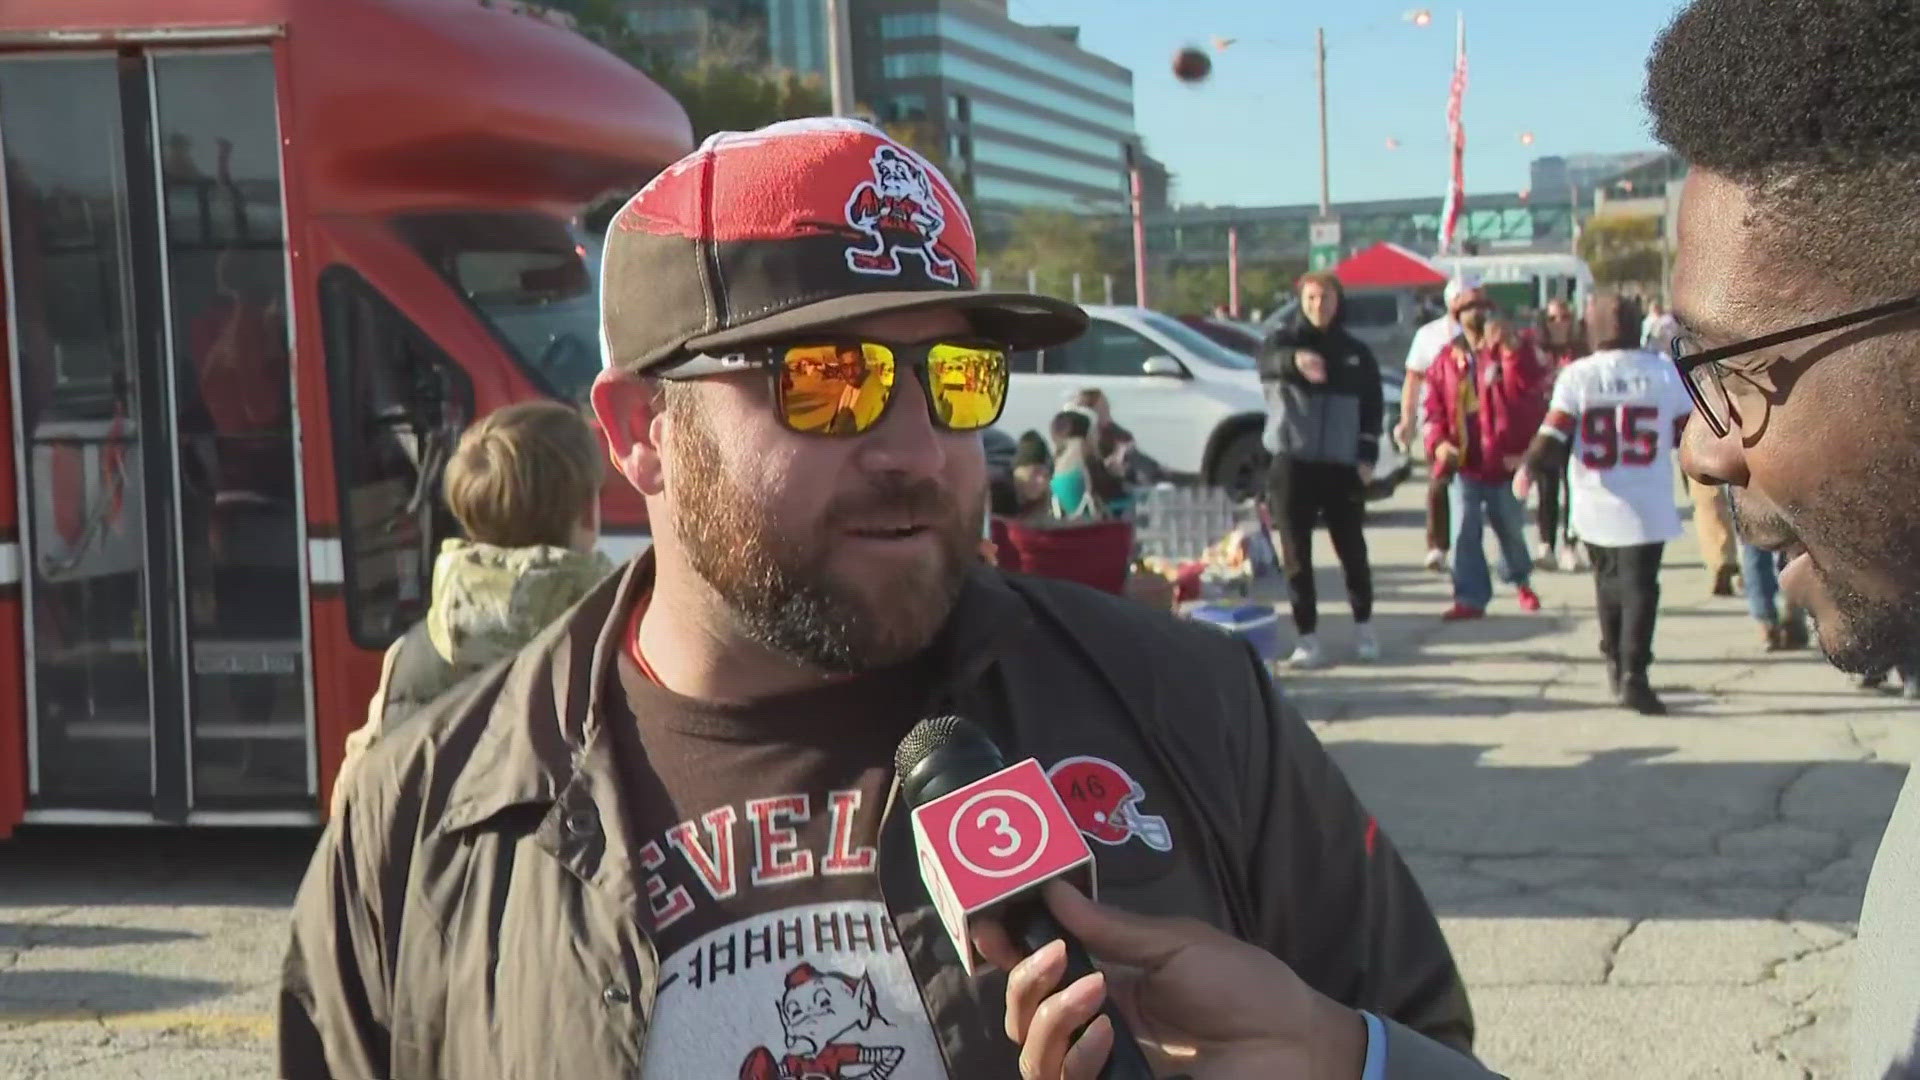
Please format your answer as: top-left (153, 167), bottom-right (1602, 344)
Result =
top-left (0, 47), bottom-right (310, 822)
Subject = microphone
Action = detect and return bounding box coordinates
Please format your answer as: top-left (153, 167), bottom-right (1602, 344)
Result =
top-left (895, 715), bottom-right (1156, 1080)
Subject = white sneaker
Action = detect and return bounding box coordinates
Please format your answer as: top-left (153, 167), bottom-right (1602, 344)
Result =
top-left (1558, 546), bottom-right (1582, 573)
top-left (1354, 625), bottom-right (1381, 663)
top-left (1424, 548), bottom-right (1448, 572)
top-left (1534, 542), bottom-right (1555, 564)
top-left (1287, 636), bottom-right (1329, 669)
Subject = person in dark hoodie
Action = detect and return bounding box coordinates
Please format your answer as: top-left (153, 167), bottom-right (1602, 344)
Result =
top-left (327, 400), bottom-right (614, 816)
top-left (1260, 271), bottom-right (1385, 668)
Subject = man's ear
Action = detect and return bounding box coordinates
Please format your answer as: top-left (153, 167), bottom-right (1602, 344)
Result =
top-left (591, 369), bottom-right (666, 497)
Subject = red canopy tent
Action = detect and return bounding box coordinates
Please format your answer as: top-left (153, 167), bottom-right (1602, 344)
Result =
top-left (1333, 242), bottom-right (1449, 289)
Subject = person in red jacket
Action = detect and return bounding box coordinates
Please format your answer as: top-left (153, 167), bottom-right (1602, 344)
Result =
top-left (1423, 288), bottom-right (1551, 620)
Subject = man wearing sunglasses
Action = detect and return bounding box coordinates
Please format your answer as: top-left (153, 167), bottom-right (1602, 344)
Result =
top-left (282, 118), bottom-right (1473, 1078)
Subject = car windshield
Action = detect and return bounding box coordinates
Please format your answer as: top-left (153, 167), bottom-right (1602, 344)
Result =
top-left (1135, 310), bottom-right (1256, 369)
top-left (395, 211), bottom-right (601, 403)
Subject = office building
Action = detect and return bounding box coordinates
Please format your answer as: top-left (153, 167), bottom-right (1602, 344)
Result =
top-left (1136, 149), bottom-right (1171, 214)
top-left (614, 0), bottom-right (1139, 215)
top-left (849, 0), bottom-right (1137, 214)
top-left (1529, 151), bottom-right (1670, 206)
top-left (765, 0), bottom-right (828, 76)
top-left (618, 1), bottom-right (829, 74)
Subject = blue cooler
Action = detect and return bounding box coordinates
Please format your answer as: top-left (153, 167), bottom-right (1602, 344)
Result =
top-left (1188, 602), bottom-right (1283, 662)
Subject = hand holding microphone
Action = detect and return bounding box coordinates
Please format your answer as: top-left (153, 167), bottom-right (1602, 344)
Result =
top-left (973, 881), bottom-right (1367, 1080)
top-left (896, 717), bottom-right (1367, 1080)
top-left (897, 716), bottom-right (1157, 1080)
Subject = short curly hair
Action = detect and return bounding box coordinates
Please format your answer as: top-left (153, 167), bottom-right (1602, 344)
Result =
top-left (1644, 0), bottom-right (1920, 300)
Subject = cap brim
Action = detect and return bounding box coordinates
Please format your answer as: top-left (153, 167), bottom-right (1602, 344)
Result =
top-left (681, 289), bottom-right (1089, 359)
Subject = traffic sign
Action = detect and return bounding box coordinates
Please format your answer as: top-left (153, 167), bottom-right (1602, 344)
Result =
top-left (1310, 216), bottom-right (1342, 271)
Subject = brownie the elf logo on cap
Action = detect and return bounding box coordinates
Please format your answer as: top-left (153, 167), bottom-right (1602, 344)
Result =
top-left (843, 144), bottom-right (959, 286)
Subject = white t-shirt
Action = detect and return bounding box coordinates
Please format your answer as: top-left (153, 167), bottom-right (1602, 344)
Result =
top-left (1405, 316), bottom-right (1460, 374)
top-left (1641, 312), bottom-right (1680, 355)
top-left (1545, 348), bottom-right (1694, 547)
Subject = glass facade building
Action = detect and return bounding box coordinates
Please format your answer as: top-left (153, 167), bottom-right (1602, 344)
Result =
top-left (616, 0), bottom-right (1140, 215)
top-left (619, 1), bottom-right (828, 75)
top-left (766, 0), bottom-right (828, 77)
top-left (853, 0), bottom-right (1137, 214)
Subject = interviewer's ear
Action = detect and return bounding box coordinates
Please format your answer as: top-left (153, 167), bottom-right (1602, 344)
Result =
top-left (590, 369), bottom-right (667, 497)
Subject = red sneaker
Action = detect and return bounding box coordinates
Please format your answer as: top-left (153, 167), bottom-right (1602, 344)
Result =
top-left (1517, 586), bottom-right (1543, 613)
top-left (1441, 603), bottom-right (1486, 622)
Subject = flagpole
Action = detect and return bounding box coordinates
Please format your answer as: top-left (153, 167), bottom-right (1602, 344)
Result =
top-left (1438, 11), bottom-right (1467, 257)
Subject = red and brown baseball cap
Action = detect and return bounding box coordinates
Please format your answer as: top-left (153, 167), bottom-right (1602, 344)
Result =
top-left (599, 117), bottom-right (1089, 374)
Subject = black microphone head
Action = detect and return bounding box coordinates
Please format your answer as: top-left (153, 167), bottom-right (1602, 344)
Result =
top-left (895, 715), bottom-right (1008, 808)
top-left (894, 715), bottom-right (983, 776)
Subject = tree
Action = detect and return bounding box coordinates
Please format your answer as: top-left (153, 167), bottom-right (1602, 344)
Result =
top-left (1150, 262), bottom-right (1296, 317)
top-left (978, 209), bottom-right (1119, 298)
top-left (1579, 213), bottom-right (1666, 289)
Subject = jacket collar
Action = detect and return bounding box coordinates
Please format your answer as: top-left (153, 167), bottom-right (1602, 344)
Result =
top-left (435, 551), bottom-right (1031, 837)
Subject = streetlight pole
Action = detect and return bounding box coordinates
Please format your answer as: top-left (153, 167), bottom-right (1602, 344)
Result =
top-left (1317, 26), bottom-right (1330, 216)
top-left (826, 0), bottom-right (854, 117)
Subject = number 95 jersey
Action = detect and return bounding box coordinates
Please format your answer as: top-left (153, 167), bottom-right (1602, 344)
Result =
top-left (1543, 348), bottom-right (1697, 547)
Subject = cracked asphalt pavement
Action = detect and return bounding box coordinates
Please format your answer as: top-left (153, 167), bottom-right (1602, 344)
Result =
top-left (0, 477), bottom-right (1912, 1077)
top-left (1291, 480), bottom-right (1916, 1078)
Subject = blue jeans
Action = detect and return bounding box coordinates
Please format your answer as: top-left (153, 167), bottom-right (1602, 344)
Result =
top-left (1451, 476), bottom-right (1534, 609)
top-left (1741, 541), bottom-right (1804, 626)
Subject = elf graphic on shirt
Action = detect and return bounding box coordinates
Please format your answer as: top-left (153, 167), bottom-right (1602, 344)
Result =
top-left (738, 962), bottom-right (906, 1080)
top-left (843, 145), bottom-right (959, 286)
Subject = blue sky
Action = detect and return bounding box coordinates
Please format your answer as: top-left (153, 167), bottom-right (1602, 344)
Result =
top-left (1005, 0), bottom-right (1688, 208)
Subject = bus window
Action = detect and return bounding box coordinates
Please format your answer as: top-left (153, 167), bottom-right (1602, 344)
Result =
top-left (319, 268), bottom-right (473, 648)
top-left (394, 211), bottom-right (600, 405)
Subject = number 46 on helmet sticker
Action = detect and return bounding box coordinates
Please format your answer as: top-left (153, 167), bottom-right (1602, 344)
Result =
top-left (1047, 756), bottom-right (1174, 853)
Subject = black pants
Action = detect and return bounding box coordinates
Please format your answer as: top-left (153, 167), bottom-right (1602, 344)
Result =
top-left (1589, 542), bottom-right (1664, 671)
top-left (1269, 459), bottom-right (1374, 635)
top-left (1531, 459), bottom-right (1565, 549)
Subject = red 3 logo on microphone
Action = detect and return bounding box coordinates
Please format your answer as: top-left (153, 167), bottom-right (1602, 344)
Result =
top-left (1047, 756), bottom-right (1174, 853)
top-left (945, 787), bottom-right (1053, 880)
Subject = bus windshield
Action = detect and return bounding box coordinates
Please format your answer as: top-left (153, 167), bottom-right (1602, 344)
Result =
top-left (396, 211), bottom-right (601, 403)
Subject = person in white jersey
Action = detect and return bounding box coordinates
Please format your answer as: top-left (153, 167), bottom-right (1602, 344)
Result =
top-left (1516, 293), bottom-right (1693, 715)
top-left (1396, 275), bottom-right (1481, 571)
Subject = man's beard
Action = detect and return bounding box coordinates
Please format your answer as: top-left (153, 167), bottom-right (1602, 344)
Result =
top-left (1817, 574), bottom-right (1920, 675)
top-left (667, 410), bottom-right (979, 674)
top-left (1732, 489), bottom-right (1920, 674)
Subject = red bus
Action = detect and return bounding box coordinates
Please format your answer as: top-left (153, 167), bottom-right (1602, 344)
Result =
top-left (0, 0), bottom-right (690, 834)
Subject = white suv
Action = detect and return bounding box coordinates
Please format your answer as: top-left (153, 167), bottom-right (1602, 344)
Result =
top-left (997, 306), bottom-right (1271, 499)
top-left (996, 305), bottom-right (1405, 502)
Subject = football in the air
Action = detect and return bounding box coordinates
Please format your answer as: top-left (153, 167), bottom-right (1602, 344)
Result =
top-left (1172, 46), bottom-right (1212, 83)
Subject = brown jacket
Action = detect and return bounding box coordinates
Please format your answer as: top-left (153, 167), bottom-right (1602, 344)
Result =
top-left (280, 556), bottom-right (1477, 1078)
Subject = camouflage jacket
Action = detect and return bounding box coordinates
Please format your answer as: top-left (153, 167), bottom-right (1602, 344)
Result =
top-left (328, 540), bottom-right (613, 817)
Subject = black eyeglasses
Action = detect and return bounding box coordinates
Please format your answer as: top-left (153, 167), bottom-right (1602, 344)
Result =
top-left (1673, 293), bottom-right (1920, 438)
